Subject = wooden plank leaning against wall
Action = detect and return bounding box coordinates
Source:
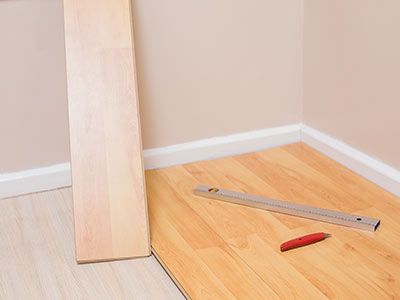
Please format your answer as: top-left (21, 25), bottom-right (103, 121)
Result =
top-left (63, 0), bottom-right (150, 263)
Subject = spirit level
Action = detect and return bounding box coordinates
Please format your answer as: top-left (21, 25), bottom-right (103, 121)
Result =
top-left (194, 185), bottom-right (380, 232)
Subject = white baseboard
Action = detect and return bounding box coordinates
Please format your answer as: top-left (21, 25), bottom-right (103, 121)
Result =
top-left (0, 124), bottom-right (301, 199)
top-left (301, 125), bottom-right (400, 197)
top-left (143, 124), bottom-right (302, 169)
top-left (1, 123), bottom-right (399, 199)
top-left (0, 163), bottom-right (71, 199)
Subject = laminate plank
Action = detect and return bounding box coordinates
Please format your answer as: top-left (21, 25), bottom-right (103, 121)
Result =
top-left (184, 158), bottom-right (316, 233)
top-left (148, 142), bottom-right (400, 299)
top-left (226, 234), bottom-right (329, 300)
top-left (63, 0), bottom-right (150, 262)
top-left (283, 143), bottom-right (400, 219)
top-left (147, 169), bottom-right (280, 299)
top-left (257, 147), bottom-right (369, 212)
top-left (161, 161), bottom-right (329, 299)
top-left (196, 245), bottom-right (281, 300)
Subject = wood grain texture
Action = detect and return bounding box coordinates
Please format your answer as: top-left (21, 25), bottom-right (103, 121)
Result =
top-left (63, 0), bottom-right (150, 262)
top-left (0, 189), bottom-right (184, 300)
top-left (147, 142), bottom-right (400, 299)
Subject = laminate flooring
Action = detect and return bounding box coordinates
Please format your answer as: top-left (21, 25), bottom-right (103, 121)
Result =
top-left (147, 142), bottom-right (400, 299)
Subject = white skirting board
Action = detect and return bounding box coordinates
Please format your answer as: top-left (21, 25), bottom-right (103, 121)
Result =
top-left (1, 123), bottom-right (399, 198)
top-left (0, 163), bottom-right (71, 199)
top-left (301, 125), bottom-right (400, 197)
top-left (143, 124), bottom-right (302, 170)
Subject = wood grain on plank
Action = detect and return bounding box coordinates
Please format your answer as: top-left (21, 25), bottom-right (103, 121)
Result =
top-left (147, 142), bottom-right (400, 299)
top-left (63, 0), bottom-right (150, 262)
top-left (147, 170), bottom-right (279, 299)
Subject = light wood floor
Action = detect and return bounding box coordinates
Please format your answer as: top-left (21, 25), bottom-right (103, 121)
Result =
top-left (0, 188), bottom-right (184, 300)
top-left (147, 142), bottom-right (400, 299)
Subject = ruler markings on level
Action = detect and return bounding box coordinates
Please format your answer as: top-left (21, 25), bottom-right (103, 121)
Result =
top-left (194, 185), bottom-right (380, 232)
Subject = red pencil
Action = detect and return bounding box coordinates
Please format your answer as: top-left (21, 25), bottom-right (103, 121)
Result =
top-left (280, 232), bottom-right (331, 251)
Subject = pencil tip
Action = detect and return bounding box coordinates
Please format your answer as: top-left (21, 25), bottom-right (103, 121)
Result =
top-left (324, 233), bottom-right (331, 238)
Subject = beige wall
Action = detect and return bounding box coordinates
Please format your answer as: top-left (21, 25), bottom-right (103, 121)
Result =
top-left (304, 0), bottom-right (400, 169)
top-left (0, 0), bottom-right (70, 172)
top-left (0, 0), bottom-right (303, 173)
top-left (2, 0), bottom-right (399, 174)
top-left (132, 0), bottom-right (303, 148)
